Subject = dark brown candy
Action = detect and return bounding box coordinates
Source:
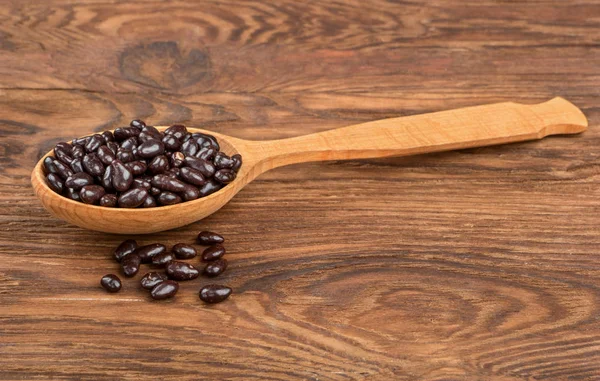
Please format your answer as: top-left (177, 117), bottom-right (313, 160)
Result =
top-left (71, 137), bottom-right (87, 146)
top-left (157, 191), bottom-right (182, 206)
top-left (197, 146), bottom-right (217, 161)
top-left (54, 145), bottom-right (73, 165)
top-left (100, 274), bottom-right (122, 293)
top-left (181, 185), bottom-right (200, 201)
top-left (106, 141), bottom-right (119, 155)
top-left (136, 243), bottom-right (167, 263)
top-left (132, 177), bottom-right (151, 190)
top-left (53, 159), bottom-right (74, 180)
top-left (170, 151), bottom-right (185, 168)
top-left (99, 193), bottom-right (118, 207)
top-left (204, 135), bottom-right (220, 150)
top-left (46, 173), bottom-right (64, 194)
top-left (120, 136), bottom-right (138, 151)
top-left (114, 239), bottom-right (137, 262)
top-left (121, 253), bottom-right (141, 277)
top-left (85, 134), bottom-right (104, 153)
top-left (70, 158), bottom-right (84, 173)
top-left (199, 284), bottom-right (232, 304)
top-left (196, 133), bottom-right (219, 150)
top-left (204, 259), bottom-right (228, 277)
top-left (101, 130), bottom-right (114, 143)
top-left (64, 172), bottom-right (94, 190)
top-left (97, 145), bottom-right (116, 165)
top-left (151, 174), bottom-right (187, 192)
top-left (148, 155), bottom-right (169, 174)
top-left (71, 145), bottom-right (85, 159)
top-left (181, 140), bottom-right (198, 156)
top-left (82, 153), bottom-right (105, 176)
top-left (43, 157), bottom-right (58, 175)
top-left (116, 149), bottom-right (136, 163)
top-left (111, 160), bottom-right (133, 192)
top-left (79, 185), bottom-right (105, 204)
top-left (114, 127), bottom-right (140, 141)
top-left (164, 124), bottom-right (187, 140)
top-left (198, 179), bottom-right (223, 197)
top-left (183, 156), bottom-right (216, 178)
top-left (142, 195), bottom-right (157, 208)
top-left (172, 243), bottom-right (197, 259)
top-left (166, 167), bottom-right (180, 178)
top-left (231, 154), bottom-right (242, 172)
top-left (202, 244), bottom-right (226, 262)
top-left (180, 167), bottom-right (206, 186)
top-left (213, 152), bottom-right (235, 169)
top-left (150, 280), bottom-right (179, 300)
top-left (124, 160), bottom-right (147, 176)
top-left (151, 252), bottom-right (175, 267)
top-left (166, 261), bottom-right (200, 281)
top-left (118, 188), bottom-right (149, 208)
top-left (65, 187), bottom-right (81, 201)
top-left (130, 119), bottom-right (146, 129)
top-left (142, 125), bottom-right (162, 140)
top-left (137, 139), bottom-right (165, 159)
top-left (197, 231), bottom-right (224, 245)
top-left (101, 165), bottom-right (114, 190)
top-left (214, 169), bottom-right (236, 184)
top-left (162, 135), bottom-right (181, 151)
top-left (140, 272), bottom-right (168, 290)
top-left (137, 131), bottom-right (156, 143)
top-left (48, 122), bottom-right (240, 209)
top-left (55, 142), bottom-right (72, 155)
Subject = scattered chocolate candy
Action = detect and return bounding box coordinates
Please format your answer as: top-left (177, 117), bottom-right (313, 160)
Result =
top-left (121, 253), bottom-right (141, 277)
top-left (204, 259), bottom-right (228, 277)
top-left (150, 252), bottom-right (174, 267)
top-left (202, 245), bottom-right (226, 262)
top-left (140, 272), bottom-right (169, 290)
top-left (199, 284), bottom-right (232, 304)
top-left (197, 231), bottom-right (224, 245)
top-left (100, 274), bottom-right (122, 293)
top-left (172, 243), bottom-right (197, 259)
top-left (105, 232), bottom-right (233, 304)
top-left (135, 243), bottom-right (167, 263)
top-left (150, 280), bottom-right (179, 300)
top-left (166, 261), bottom-right (200, 281)
top-left (43, 121), bottom-right (242, 208)
top-left (114, 239), bottom-right (137, 262)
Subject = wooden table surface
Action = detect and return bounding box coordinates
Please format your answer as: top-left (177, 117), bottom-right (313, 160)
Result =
top-left (1, 1), bottom-right (599, 380)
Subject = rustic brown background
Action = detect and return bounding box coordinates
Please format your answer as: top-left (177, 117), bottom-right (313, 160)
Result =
top-left (1, 1), bottom-right (600, 380)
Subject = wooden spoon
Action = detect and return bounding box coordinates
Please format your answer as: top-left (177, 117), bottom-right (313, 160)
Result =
top-left (31, 97), bottom-right (587, 234)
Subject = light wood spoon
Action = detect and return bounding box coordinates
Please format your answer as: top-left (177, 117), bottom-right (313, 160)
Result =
top-left (31, 97), bottom-right (587, 234)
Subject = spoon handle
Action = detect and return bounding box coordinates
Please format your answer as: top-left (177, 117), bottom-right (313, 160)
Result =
top-left (255, 97), bottom-right (587, 168)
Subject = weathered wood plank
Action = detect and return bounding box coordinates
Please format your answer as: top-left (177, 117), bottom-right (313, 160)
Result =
top-left (1, 0), bottom-right (600, 380)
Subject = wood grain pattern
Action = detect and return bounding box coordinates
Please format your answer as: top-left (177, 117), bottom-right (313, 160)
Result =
top-left (2, 0), bottom-right (600, 380)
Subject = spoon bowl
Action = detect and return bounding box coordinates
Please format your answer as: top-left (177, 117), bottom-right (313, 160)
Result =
top-left (32, 97), bottom-right (587, 234)
top-left (32, 127), bottom-right (257, 233)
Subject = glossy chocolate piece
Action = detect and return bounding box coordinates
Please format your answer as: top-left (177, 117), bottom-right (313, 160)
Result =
top-left (140, 272), bottom-right (168, 290)
top-left (114, 239), bottom-right (137, 262)
top-left (172, 243), bottom-right (197, 259)
top-left (204, 259), bottom-right (228, 277)
top-left (166, 261), bottom-right (200, 281)
top-left (202, 244), bottom-right (226, 262)
top-left (100, 274), bottom-right (122, 293)
top-left (197, 231), bottom-right (224, 245)
top-left (199, 284), bottom-right (232, 304)
top-left (136, 243), bottom-right (167, 263)
top-left (150, 280), bottom-right (179, 300)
